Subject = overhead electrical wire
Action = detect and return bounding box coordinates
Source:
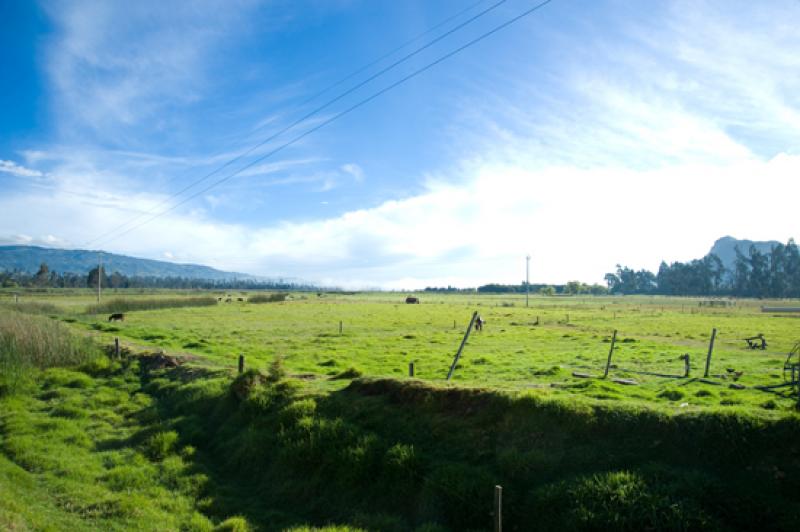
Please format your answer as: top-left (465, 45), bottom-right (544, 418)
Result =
top-left (90, 0), bottom-right (554, 248)
top-left (82, 0), bottom-right (505, 248)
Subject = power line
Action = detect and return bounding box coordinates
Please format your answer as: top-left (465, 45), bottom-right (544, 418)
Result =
top-left (92, 0), bottom-right (555, 247)
top-left (82, 0), bottom-right (508, 249)
top-left (293, 0), bottom-right (491, 109)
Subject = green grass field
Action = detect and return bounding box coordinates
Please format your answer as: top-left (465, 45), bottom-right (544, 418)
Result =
top-left (3, 290), bottom-right (800, 530)
top-left (40, 291), bottom-right (800, 414)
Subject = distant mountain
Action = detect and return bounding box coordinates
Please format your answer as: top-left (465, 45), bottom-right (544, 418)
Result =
top-left (0, 245), bottom-right (258, 281)
top-left (708, 236), bottom-right (782, 271)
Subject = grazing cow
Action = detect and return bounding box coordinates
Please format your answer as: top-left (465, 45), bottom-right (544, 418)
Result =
top-left (217, 297), bottom-right (222, 301)
top-left (405, 297), bottom-right (420, 304)
top-left (237, 297), bottom-right (244, 302)
top-left (108, 313), bottom-right (125, 322)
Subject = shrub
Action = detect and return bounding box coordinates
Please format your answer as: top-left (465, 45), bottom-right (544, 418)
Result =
top-left (85, 297), bottom-right (217, 314)
top-left (267, 354), bottom-right (287, 383)
top-left (657, 389), bottom-right (685, 401)
top-left (248, 293), bottom-right (288, 304)
top-left (332, 367), bottom-right (363, 380)
top-left (143, 430), bottom-right (180, 461)
top-left (214, 516), bottom-right (251, 531)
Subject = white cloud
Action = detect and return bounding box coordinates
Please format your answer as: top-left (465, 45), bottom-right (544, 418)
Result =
top-left (341, 163), bottom-right (364, 182)
top-left (0, 160), bottom-right (45, 178)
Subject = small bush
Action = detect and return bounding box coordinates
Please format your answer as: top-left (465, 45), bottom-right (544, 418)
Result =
top-left (267, 354), bottom-right (287, 383)
top-left (104, 465), bottom-right (153, 492)
top-left (657, 389), bottom-right (685, 401)
top-left (214, 516), bottom-right (251, 531)
top-left (761, 400), bottom-right (778, 410)
top-left (143, 430), bottom-right (179, 460)
top-left (332, 367), bottom-right (363, 380)
top-left (533, 365), bottom-right (562, 376)
top-left (248, 293), bottom-right (288, 304)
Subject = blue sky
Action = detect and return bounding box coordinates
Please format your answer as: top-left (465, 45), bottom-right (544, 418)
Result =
top-left (1, 0), bottom-right (799, 288)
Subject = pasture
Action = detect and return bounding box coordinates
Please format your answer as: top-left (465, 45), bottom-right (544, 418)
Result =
top-left (15, 290), bottom-right (800, 413)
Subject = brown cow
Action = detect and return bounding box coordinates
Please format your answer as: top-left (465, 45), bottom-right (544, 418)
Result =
top-left (108, 313), bottom-right (125, 322)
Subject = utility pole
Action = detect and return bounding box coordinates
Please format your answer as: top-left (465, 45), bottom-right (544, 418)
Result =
top-left (526, 254), bottom-right (530, 308)
top-left (97, 252), bottom-right (102, 303)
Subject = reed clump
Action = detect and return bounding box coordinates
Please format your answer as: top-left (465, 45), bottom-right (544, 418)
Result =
top-left (0, 310), bottom-right (100, 393)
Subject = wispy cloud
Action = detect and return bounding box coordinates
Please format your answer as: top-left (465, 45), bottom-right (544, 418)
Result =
top-left (42, 1), bottom-right (259, 141)
top-left (0, 160), bottom-right (45, 178)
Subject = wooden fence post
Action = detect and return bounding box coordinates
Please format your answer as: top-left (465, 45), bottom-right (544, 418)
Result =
top-left (409, 362), bottom-right (415, 377)
top-left (603, 330), bottom-right (618, 378)
top-left (238, 354), bottom-right (245, 374)
top-left (339, 320), bottom-right (343, 335)
top-left (494, 485), bottom-right (502, 532)
top-left (703, 328), bottom-right (717, 378)
top-left (114, 337), bottom-right (120, 359)
top-left (447, 311), bottom-right (478, 381)
top-left (682, 353), bottom-right (690, 377)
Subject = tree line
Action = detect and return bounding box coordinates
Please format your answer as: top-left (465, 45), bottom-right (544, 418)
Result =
top-left (0, 264), bottom-right (319, 291)
top-left (425, 282), bottom-right (608, 295)
top-left (605, 239), bottom-right (800, 297)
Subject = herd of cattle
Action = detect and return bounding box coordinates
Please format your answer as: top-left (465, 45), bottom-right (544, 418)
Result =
top-left (217, 296), bottom-right (246, 302)
top-left (107, 295), bottom-right (424, 323)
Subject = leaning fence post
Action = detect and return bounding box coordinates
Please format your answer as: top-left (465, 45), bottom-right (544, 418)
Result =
top-left (238, 354), bottom-right (245, 374)
top-left (447, 311), bottom-right (478, 380)
top-left (603, 330), bottom-right (618, 378)
top-left (703, 328), bottom-right (717, 378)
top-left (114, 337), bottom-right (120, 359)
top-left (494, 485), bottom-right (503, 532)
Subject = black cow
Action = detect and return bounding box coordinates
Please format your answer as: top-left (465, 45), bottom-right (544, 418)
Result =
top-left (108, 313), bottom-right (125, 322)
top-left (405, 297), bottom-right (420, 304)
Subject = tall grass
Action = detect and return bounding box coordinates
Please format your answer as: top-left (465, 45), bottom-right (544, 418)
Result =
top-left (248, 293), bottom-right (288, 304)
top-left (0, 301), bottom-right (62, 315)
top-left (0, 310), bottom-right (100, 393)
top-left (85, 297), bottom-right (217, 314)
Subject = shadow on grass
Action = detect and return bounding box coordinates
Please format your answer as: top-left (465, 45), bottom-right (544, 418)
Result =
top-left (137, 365), bottom-right (800, 531)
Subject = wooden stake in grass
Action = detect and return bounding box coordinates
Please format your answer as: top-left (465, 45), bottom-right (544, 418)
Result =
top-left (238, 354), bottom-right (245, 374)
top-left (603, 330), bottom-right (618, 378)
top-left (339, 320), bottom-right (343, 335)
top-left (114, 337), bottom-right (120, 359)
top-left (703, 328), bottom-right (717, 378)
top-left (681, 353), bottom-right (690, 377)
top-left (494, 485), bottom-right (503, 532)
top-left (409, 362), bottom-right (415, 377)
top-left (447, 311), bottom-right (478, 381)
